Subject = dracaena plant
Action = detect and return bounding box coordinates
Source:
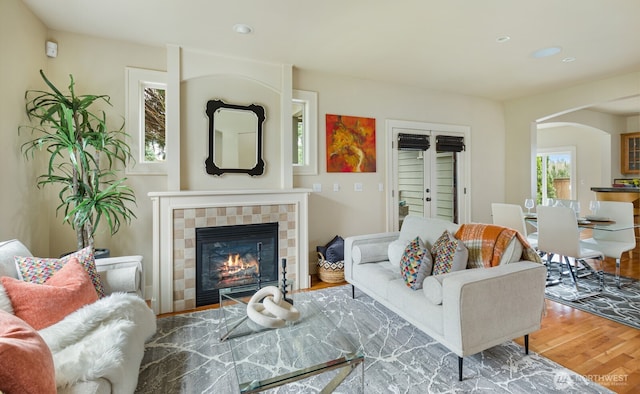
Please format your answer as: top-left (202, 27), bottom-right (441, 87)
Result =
top-left (20, 70), bottom-right (136, 251)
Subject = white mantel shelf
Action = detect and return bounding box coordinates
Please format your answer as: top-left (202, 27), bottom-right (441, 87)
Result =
top-left (149, 188), bottom-right (311, 314)
top-left (148, 189), bottom-right (312, 198)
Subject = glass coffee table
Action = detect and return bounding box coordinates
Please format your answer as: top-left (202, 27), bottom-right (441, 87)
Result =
top-left (219, 284), bottom-right (364, 393)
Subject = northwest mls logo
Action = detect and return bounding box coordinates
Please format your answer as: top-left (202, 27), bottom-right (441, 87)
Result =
top-left (553, 371), bottom-right (574, 390)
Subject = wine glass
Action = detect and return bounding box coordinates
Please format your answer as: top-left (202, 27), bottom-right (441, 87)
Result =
top-left (524, 198), bottom-right (535, 215)
top-left (589, 200), bottom-right (600, 216)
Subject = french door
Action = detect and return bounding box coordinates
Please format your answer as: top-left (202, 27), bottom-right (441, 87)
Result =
top-left (386, 120), bottom-right (470, 231)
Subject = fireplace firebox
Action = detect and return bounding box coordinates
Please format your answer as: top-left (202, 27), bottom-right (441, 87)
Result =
top-left (196, 222), bottom-right (279, 306)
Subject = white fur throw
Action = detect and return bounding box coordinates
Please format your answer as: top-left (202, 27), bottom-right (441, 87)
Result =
top-left (38, 293), bottom-right (156, 391)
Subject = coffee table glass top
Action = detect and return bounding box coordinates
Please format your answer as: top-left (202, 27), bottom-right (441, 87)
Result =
top-left (219, 284), bottom-right (363, 393)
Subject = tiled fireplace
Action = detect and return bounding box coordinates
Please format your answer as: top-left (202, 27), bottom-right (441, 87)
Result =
top-left (149, 190), bottom-right (310, 314)
top-left (195, 222), bottom-right (279, 306)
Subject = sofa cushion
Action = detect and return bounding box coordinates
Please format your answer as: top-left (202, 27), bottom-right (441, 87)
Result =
top-left (399, 215), bottom-right (460, 249)
top-left (501, 237), bottom-right (523, 264)
top-left (0, 239), bottom-right (32, 279)
top-left (431, 230), bottom-right (468, 275)
top-left (0, 310), bottom-right (56, 394)
top-left (399, 237), bottom-right (433, 290)
top-left (14, 246), bottom-right (105, 298)
top-left (1, 258), bottom-right (99, 330)
top-left (388, 239), bottom-right (409, 267)
top-left (353, 243), bottom-right (388, 264)
top-left (422, 274), bottom-right (445, 305)
top-left (352, 260), bottom-right (399, 301)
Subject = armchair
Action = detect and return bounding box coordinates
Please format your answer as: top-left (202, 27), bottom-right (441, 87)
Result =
top-left (0, 239), bottom-right (144, 297)
top-left (0, 239), bottom-right (155, 393)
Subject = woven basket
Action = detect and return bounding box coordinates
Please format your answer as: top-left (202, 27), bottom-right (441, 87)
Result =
top-left (317, 252), bottom-right (345, 283)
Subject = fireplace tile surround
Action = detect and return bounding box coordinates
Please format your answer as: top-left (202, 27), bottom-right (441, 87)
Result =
top-left (149, 190), bottom-right (310, 314)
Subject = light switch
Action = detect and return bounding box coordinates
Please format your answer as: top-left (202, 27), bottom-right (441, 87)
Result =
top-left (312, 183), bottom-right (322, 192)
top-left (378, 183), bottom-right (384, 192)
top-left (333, 183), bottom-right (340, 192)
top-left (354, 183), bottom-right (363, 192)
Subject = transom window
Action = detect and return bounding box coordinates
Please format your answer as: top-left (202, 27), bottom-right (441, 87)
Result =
top-left (125, 67), bottom-right (167, 174)
top-left (292, 90), bottom-right (318, 175)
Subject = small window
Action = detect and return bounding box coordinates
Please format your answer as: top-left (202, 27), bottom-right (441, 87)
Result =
top-left (292, 90), bottom-right (318, 175)
top-left (125, 67), bottom-right (167, 174)
top-left (537, 147), bottom-right (576, 205)
top-left (143, 85), bottom-right (166, 162)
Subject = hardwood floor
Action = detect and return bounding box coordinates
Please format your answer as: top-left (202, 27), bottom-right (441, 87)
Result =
top-left (159, 251), bottom-right (639, 393)
top-left (513, 252), bottom-right (640, 394)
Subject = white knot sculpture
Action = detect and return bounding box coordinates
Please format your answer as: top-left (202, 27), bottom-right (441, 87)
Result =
top-left (246, 286), bottom-right (300, 328)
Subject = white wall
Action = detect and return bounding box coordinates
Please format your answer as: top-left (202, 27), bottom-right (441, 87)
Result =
top-left (541, 109), bottom-right (628, 181)
top-left (628, 115), bottom-right (640, 133)
top-left (537, 123), bottom-right (610, 215)
top-left (0, 0), bottom-right (50, 256)
top-left (24, 30), bottom-right (166, 283)
top-left (504, 71), bottom-right (640, 206)
top-left (181, 75), bottom-right (281, 190)
top-left (293, 69), bottom-right (506, 262)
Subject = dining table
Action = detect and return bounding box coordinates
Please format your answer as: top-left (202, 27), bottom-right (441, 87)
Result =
top-left (524, 214), bottom-right (625, 287)
top-left (524, 214), bottom-right (624, 230)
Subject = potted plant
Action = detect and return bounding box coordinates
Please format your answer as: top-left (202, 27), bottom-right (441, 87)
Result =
top-left (19, 70), bottom-right (136, 254)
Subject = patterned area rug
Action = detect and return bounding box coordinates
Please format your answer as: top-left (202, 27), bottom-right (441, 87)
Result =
top-left (544, 271), bottom-right (640, 330)
top-left (136, 285), bottom-right (610, 393)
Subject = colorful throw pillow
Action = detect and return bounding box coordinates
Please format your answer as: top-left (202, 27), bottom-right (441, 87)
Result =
top-left (14, 246), bottom-right (105, 298)
top-left (0, 310), bottom-right (56, 394)
top-left (1, 258), bottom-right (99, 330)
top-left (399, 237), bottom-right (433, 290)
top-left (431, 230), bottom-right (468, 275)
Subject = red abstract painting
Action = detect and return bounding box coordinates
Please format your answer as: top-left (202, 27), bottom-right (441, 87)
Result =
top-left (325, 114), bottom-right (376, 172)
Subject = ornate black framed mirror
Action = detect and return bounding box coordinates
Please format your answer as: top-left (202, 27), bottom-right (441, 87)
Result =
top-left (205, 99), bottom-right (265, 176)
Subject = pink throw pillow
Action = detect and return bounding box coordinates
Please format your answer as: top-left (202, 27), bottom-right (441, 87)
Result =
top-left (14, 246), bottom-right (105, 298)
top-left (1, 258), bottom-right (99, 330)
top-left (0, 310), bottom-right (56, 393)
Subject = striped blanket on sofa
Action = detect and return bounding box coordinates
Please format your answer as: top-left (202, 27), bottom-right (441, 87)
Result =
top-left (454, 224), bottom-right (541, 268)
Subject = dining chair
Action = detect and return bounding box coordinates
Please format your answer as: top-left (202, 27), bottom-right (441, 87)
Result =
top-left (553, 199), bottom-right (581, 217)
top-left (552, 199), bottom-right (576, 207)
top-left (490, 203), bottom-right (538, 249)
top-left (580, 201), bottom-right (636, 288)
top-left (536, 205), bottom-right (604, 300)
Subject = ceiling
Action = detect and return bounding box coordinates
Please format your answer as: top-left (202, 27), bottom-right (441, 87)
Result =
top-left (22, 0), bottom-right (640, 115)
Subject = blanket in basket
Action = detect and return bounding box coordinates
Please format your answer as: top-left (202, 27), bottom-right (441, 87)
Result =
top-left (454, 224), bottom-right (541, 268)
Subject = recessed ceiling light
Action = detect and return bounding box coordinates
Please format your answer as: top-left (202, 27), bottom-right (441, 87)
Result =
top-left (233, 24), bottom-right (253, 34)
top-left (562, 57), bottom-right (576, 63)
top-left (531, 46), bottom-right (562, 58)
top-left (496, 36), bottom-right (511, 43)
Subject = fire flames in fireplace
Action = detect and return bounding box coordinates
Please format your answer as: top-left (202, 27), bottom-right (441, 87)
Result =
top-left (215, 252), bottom-right (260, 287)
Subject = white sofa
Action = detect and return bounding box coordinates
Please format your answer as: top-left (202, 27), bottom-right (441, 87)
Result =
top-left (344, 216), bottom-right (547, 380)
top-left (0, 239), bottom-right (155, 393)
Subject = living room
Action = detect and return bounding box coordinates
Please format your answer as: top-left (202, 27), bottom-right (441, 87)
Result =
top-left (1, 0), bottom-right (639, 392)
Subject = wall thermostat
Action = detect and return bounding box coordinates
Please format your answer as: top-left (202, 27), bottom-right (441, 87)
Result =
top-left (45, 41), bottom-right (57, 58)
